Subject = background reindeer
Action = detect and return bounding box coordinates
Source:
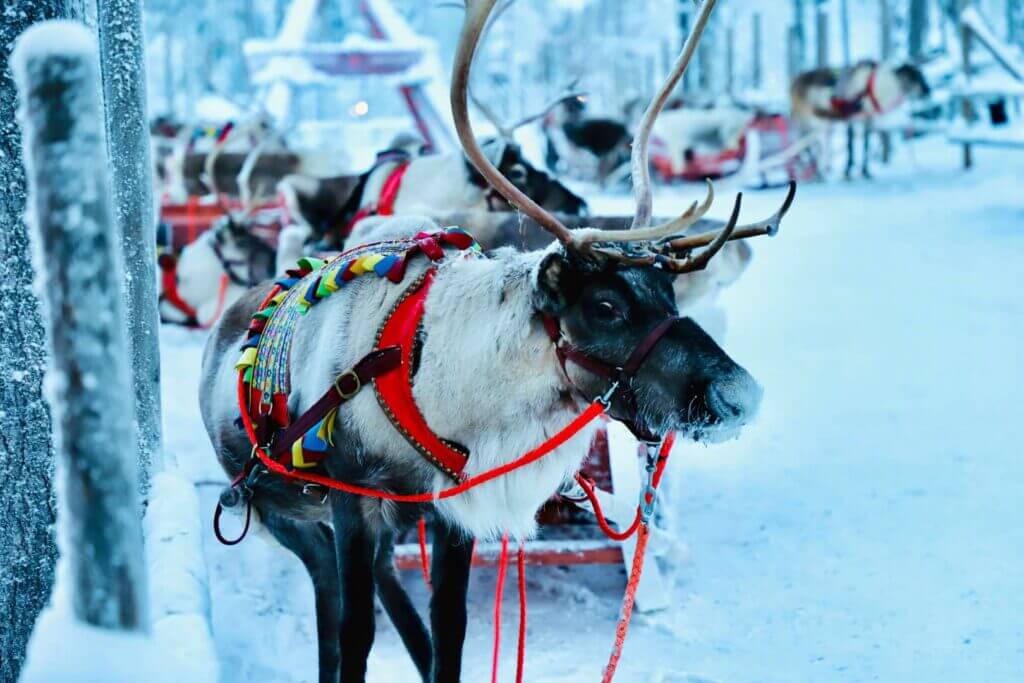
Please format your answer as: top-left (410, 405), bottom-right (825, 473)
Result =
top-left (278, 128), bottom-right (586, 251)
top-left (544, 95), bottom-right (633, 186)
top-left (200, 0), bottom-right (788, 680)
top-left (791, 59), bottom-right (930, 179)
top-left (159, 136), bottom-right (277, 326)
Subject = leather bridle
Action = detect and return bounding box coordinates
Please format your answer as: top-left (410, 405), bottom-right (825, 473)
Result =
top-left (542, 314), bottom-right (682, 442)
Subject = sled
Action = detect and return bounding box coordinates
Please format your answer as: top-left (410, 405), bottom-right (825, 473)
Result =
top-left (393, 419), bottom-right (672, 612)
top-left (652, 112), bottom-right (819, 186)
top-left (158, 196), bottom-right (287, 252)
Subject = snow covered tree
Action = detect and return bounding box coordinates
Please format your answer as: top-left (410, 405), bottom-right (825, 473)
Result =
top-left (0, 2), bottom-right (78, 680)
top-left (98, 0), bottom-right (163, 495)
top-left (14, 19), bottom-right (147, 633)
top-left (1009, 0), bottom-right (1024, 47)
top-left (789, 0), bottom-right (808, 78)
top-left (909, 0), bottom-right (931, 59)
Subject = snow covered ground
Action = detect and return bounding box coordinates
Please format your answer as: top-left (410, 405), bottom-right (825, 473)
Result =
top-left (159, 136), bottom-right (1023, 682)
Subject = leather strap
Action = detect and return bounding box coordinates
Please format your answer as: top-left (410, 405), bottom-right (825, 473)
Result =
top-left (542, 313), bottom-right (682, 441)
top-left (269, 347), bottom-right (402, 462)
top-left (622, 316), bottom-right (681, 376)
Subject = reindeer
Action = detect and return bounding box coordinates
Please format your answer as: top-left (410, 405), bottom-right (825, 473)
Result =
top-left (544, 95), bottom-right (633, 186)
top-left (200, 1), bottom-right (790, 680)
top-left (159, 134), bottom-right (277, 326)
top-left (791, 59), bottom-right (930, 179)
top-left (278, 126), bottom-right (587, 252)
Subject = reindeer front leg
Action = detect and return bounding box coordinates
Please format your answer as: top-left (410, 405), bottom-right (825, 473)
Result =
top-left (331, 494), bottom-right (377, 682)
top-left (845, 124), bottom-right (856, 180)
top-left (430, 522), bottom-right (474, 683)
top-left (862, 121), bottom-right (874, 179)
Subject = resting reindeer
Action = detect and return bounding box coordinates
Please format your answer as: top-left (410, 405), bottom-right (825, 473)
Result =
top-left (278, 129), bottom-right (587, 252)
top-left (200, 0), bottom-right (790, 680)
top-left (159, 134), bottom-right (277, 327)
top-left (791, 59), bottom-right (929, 179)
top-left (544, 95), bottom-right (633, 185)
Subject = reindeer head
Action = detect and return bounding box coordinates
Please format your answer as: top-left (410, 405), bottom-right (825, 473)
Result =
top-left (894, 63), bottom-right (930, 100)
top-left (465, 139), bottom-right (588, 215)
top-left (453, 0), bottom-right (794, 441)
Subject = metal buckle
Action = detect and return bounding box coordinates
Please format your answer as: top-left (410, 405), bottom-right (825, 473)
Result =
top-left (597, 380), bottom-right (621, 407)
top-left (639, 443), bottom-right (660, 523)
top-left (334, 369), bottom-right (361, 400)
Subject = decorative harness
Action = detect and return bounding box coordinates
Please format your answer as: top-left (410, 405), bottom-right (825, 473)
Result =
top-left (233, 228), bottom-right (479, 479)
top-left (829, 66), bottom-right (886, 118)
top-left (344, 151), bottom-right (413, 238)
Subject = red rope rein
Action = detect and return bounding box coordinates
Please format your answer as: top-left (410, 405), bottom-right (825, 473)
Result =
top-left (237, 372), bottom-right (606, 504)
top-left (417, 517), bottom-right (432, 589)
top-left (516, 543), bottom-right (527, 683)
top-left (602, 523), bottom-right (651, 683)
top-left (491, 534), bottom-right (510, 683)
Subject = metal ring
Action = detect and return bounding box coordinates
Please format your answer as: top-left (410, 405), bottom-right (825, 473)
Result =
top-left (334, 368), bottom-right (361, 400)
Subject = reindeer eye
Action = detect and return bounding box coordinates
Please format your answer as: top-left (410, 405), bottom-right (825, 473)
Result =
top-left (594, 300), bottom-right (623, 323)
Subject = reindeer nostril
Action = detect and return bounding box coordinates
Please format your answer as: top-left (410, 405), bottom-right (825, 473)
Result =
top-left (705, 381), bottom-right (745, 420)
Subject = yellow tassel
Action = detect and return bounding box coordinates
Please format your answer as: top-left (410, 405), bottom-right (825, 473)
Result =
top-left (235, 347), bottom-right (258, 370)
top-left (360, 253), bottom-right (385, 271)
top-left (292, 439), bottom-right (315, 469)
top-left (348, 258), bottom-right (369, 276)
top-left (318, 408), bottom-right (338, 446)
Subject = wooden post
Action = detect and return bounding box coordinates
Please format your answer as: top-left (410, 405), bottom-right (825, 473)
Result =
top-left (14, 20), bottom-right (147, 631)
top-left (98, 0), bottom-right (164, 492)
top-left (752, 12), bottom-right (763, 89)
top-left (0, 4), bottom-right (78, 679)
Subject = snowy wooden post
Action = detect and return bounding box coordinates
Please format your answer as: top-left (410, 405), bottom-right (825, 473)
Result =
top-left (98, 0), bottom-right (164, 489)
top-left (13, 20), bottom-right (147, 633)
top-left (0, 3), bottom-right (78, 680)
top-left (958, 0), bottom-right (975, 169)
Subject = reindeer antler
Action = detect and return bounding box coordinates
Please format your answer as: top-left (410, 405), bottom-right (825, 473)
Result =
top-left (445, 0), bottom-right (584, 142)
top-left (452, 0), bottom-right (574, 244)
top-left (452, 0), bottom-right (792, 271)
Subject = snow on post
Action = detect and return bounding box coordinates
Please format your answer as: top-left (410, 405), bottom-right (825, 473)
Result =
top-left (13, 20), bottom-right (148, 634)
top-left (98, 0), bottom-right (163, 493)
top-left (0, 2), bottom-right (78, 680)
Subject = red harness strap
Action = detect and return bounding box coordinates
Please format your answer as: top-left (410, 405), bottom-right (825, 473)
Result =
top-left (374, 270), bottom-right (469, 481)
top-left (346, 160), bottom-right (412, 236)
top-left (158, 253), bottom-right (230, 329)
top-left (158, 253), bottom-right (198, 323)
top-left (829, 67), bottom-right (885, 118)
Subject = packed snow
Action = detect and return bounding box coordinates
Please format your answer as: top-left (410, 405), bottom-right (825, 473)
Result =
top-left (155, 136), bottom-right (1023, 681)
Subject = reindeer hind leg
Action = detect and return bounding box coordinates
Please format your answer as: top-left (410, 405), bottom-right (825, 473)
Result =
top-left (259, 509), bottom-right (341, 683)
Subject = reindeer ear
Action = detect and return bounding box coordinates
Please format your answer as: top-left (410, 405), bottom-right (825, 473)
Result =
top-left (534, 249), bottom-right (584, 315)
